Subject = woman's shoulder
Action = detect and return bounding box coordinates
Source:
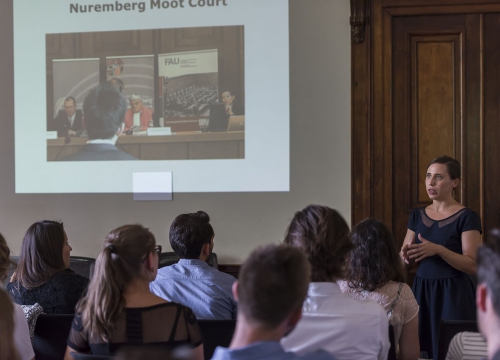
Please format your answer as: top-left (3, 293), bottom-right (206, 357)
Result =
top-left (49, 269), bottom-right (89, 289)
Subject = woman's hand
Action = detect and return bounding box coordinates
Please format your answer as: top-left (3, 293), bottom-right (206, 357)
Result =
top-left (400, 229), bottom-right (415, 264)
top-left (407, 234), bottom-right (443, 262)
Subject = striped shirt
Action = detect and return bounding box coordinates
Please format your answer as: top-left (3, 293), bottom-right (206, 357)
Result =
top-left (445, 332), bottom-right (487, 360)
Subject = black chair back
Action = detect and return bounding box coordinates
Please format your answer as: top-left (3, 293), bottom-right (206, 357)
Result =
top-left (69, 256), bottom-right (96, 279)
top-left (387, 324), bottom-right (396, 360)
top-left (71, 354), bottom-right (113, 360)
top-left (158, 253), bottom-right (219, 270)
top-left (437, 319), bottom-right (478, 360)
top-left (34, 314), bottom-right (74, 360)
top-left (197, 319), bottom-right (236, 359)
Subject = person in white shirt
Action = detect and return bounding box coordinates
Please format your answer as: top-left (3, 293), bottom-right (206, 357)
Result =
top-left (281, 205), bottom-right (390, 360)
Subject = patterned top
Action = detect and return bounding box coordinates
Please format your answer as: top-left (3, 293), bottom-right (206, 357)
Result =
top-left (7, 269), bottom-right (89, 314)
top-left (445, 332), bottom-right (487, 360)
top-left (338, 281), bottom-right (419, 354)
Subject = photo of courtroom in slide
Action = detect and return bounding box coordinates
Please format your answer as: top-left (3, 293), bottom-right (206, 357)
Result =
top-left (46, 26), bottom-right (244, 161)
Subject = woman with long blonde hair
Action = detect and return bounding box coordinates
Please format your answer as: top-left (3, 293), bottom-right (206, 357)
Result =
top-left (65, 225), bottom-right (203, 360)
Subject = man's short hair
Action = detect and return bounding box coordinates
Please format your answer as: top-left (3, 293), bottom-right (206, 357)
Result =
top-left (129, 94), bottom-right (143, 102)
top-left (477, 229), bottom-right (500, 315)
top-left (169, 211), bottom-right (214, 259)
top-left (283, 204), bottom-right (353, 282)
top-left (237, 244), bottom-right (310, 328)
top-left (64, 96), bottom-right (76, 106)
top-left (83, 83), bottom-right (127, 140)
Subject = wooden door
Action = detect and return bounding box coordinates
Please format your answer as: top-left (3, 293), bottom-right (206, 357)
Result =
top-left (351, 0), bottom-right (500, 247)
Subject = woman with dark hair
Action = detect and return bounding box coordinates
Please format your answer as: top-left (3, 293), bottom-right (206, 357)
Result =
top-left (0, 233), bottom-right (34, 360)
top-left (400, 155), bottom-right (482, 359)
top-left (64, 225), bottom-right (203, 360)
top-left (7, 220), bottom-right (88, 314)
top-left (281, 205), bottom-right (390, 360)
top-left (338, 218), bottom-right (419, 360)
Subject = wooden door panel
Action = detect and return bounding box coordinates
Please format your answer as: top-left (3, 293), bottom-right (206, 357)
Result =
top-left (483, 14), bottom-right (500, 234)
top-left (391, 14), bottom-right (477, 246)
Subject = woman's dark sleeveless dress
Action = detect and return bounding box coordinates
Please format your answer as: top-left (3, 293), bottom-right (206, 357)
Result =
top-left (409, 207), bottom-right (481, 359)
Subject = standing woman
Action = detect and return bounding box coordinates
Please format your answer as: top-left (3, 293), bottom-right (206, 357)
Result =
top-left (65, 225), bottom-right (203, 359)
top-left (400, 156), bottom-right (481, 359)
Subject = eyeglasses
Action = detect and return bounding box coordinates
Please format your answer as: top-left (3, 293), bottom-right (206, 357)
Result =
top-left (155, 245), bottom-right (162, 255)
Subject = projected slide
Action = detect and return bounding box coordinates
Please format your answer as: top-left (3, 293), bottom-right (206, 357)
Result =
top-left (14, 0), bottom-right (289, 193)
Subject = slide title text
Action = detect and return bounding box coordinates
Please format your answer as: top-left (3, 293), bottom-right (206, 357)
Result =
top-left (69, 0), bottom-right (228, 13)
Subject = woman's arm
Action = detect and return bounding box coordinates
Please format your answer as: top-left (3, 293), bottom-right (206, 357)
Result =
top-left (408, 230), bottom-right (480, 274)
top-left (400, 229), bottom-right (416, 264)
top-left (398, 315), bottom-right (420, 360)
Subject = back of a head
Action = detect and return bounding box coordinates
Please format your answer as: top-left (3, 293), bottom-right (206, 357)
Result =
top-left (0, 288), bottom-right (21, 360)
top-left (283, 205), bottom-right (352, 282)
top-left (477, 229), bottom-right (500, 316)
top-left (169, 211), bottom-right (214, 259)
top-left (0, 233), bottom-right (15, 282)
top-left (77, 224), bottom-right (156, 341)
top-left (12, 220), bottom-right (66, 289)
top-left (84, 83), bottom-right (127, 140)
top-left (237, 244), bottom-right (310, 329)
top-left (345, 218), bottom-right (405, 291)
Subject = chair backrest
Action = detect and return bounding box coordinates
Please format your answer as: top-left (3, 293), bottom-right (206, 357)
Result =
top-left (387, 324), bottom-right (396, 360)
top-left (33, 314), bottom-right (74, 360)
top-left (158, 252), bottom-right (219, 270)
top-left (71, 353), bottom-right (113, 360)
top-left (437, 319), bottom-right (478, 360)
top-left (197, 319), bottom-right (236, 360)
top-left (69, 256), bottom-right (96, 279)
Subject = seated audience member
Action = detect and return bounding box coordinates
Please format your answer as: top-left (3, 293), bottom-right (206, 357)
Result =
top-left (59, 84), bottom-right (137, 161)
top-left (281, 205), bottom-right (390, 360)
top-left (65, 225), bottom-right (203, 360)
top-left (221, 89), bottom-right (244, 116)
top-left (124, 94), bottom-right (153, 131)
top-left (7, 221), bottom-right (88, 314)
top-left (0, 233), bottom-right (34, 360)
top-left (211, 244), bottom-right (334, 360)
top-left (338, 218), bottom-right (420, 360)
top-left (474, 228), bottom-right (500, 360)
top-left (0, 288), bottom-right (22, 360)
top-left (150, 211), bottom-right (236, 320)
top-left (446, 332), bottom-right (487, 360)
top-left (54, 96), bottom-right (83, 137)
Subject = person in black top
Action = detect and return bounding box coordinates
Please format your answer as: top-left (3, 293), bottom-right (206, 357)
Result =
top-left (7, 220), bottom-right (89, 314)
top-left (65, 225), bottom-right (203, 360)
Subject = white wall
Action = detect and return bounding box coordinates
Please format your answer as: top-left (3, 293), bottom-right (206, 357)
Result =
top-left (0, 0), bottom-right (351, 263)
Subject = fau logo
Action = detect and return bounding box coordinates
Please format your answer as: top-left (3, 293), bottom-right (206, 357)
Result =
top-left (164, 58), bottom-right (180, 65)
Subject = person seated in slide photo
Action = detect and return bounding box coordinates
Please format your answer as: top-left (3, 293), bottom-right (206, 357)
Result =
top-left (54, 96), bottom-right (84, 137)
top-left (123, 94), bottom-right (153, 132)
top-left (59, 84), bottom-right (137, 161)
top-left (221, 89), bottom-right (244, 116)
